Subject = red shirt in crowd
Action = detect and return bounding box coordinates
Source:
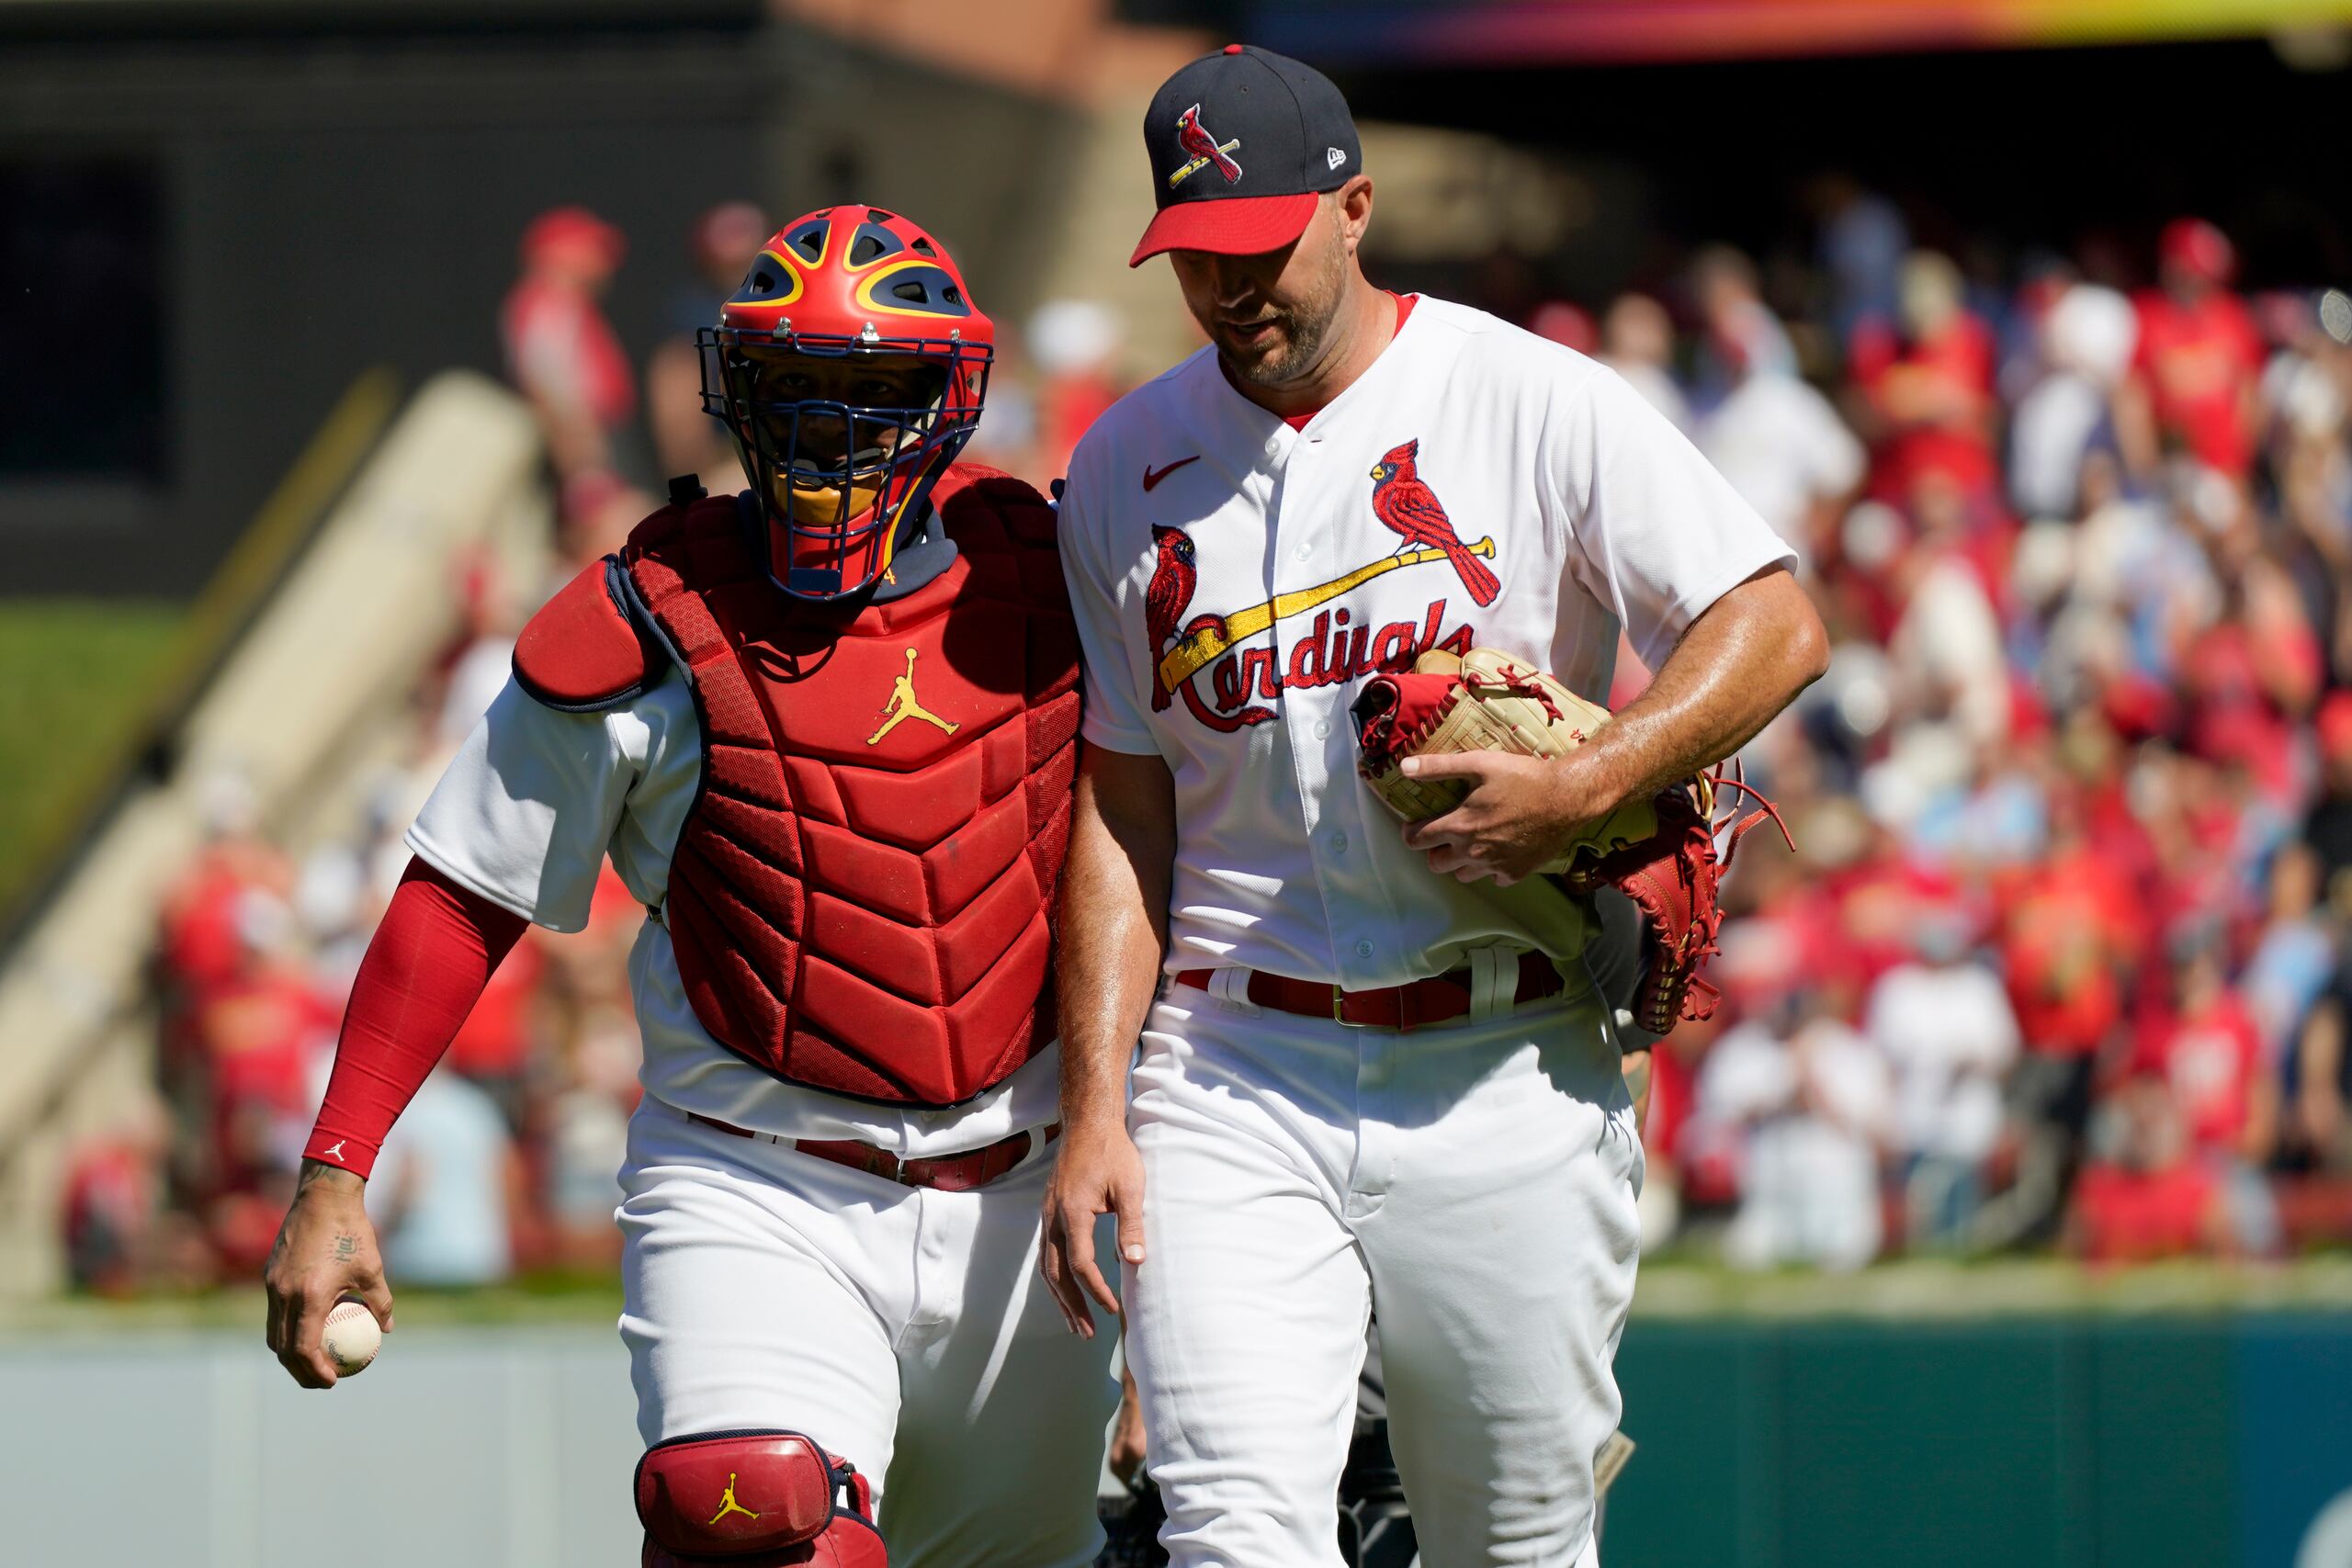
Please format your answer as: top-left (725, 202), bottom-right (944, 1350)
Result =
top-left (2134, 993), bottom-right (2262, 1156)
top-left (501, 275), bottom-right (637, 434)
top-left (159, 846), bottom-right (290, 999)
top-left (200, 967), bottom-right (336, 1115)
top-left (1999, 847), bottom-right (2139, 1056)
top-left (62, 1141), bottom-right (158, 1296)
top-left (1827, 851), bottom-right (1962, 993)
top-left (1643, 1032), bottom-right (1696, 1168)
top-left (2073, 1158), bottom-right (2217, 1264)
top-left (1849, 311), bottom-right (1999, 502)
top-left (2132, 288), bottom-right (2264, 478)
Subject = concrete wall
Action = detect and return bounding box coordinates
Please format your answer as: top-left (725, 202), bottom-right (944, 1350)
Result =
top-left (1, 1326), bottom-right (642, 1566)
top-left (0, 10), bottom-right (1081, 599)
top-left (0, 20), bottom-right (768, 597)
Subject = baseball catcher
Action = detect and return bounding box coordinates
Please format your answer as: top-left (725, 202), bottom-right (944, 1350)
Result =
top-left (265, 205), bottom-right (1117, 1567)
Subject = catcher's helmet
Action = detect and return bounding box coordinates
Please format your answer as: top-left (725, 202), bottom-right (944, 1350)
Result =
top-left (699, 205), bottom-right (994, 599)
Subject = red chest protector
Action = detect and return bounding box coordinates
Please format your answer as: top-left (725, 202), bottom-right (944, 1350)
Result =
top-left (513, 465), bottom-right (1080, 1106)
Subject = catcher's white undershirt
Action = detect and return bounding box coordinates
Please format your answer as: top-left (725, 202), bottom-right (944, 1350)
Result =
top-left (1057, 293), bottom-right (1794, 990)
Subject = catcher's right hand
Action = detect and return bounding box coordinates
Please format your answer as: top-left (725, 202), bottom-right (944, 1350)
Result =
top-left (263, 1159), bottom-right (394, 1388)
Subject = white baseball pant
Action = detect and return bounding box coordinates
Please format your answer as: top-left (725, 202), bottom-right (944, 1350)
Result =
top-left (1122, 973), bottom-right (1641, 1567)
top-left (617, 1100), bottom-right (1121, 1568)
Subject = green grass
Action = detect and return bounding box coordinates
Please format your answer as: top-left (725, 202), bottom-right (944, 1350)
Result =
top-left (0, 1276), bottom-right (629, 1338)
top-left (0, 598), bottom-right (186, 920)
top-left (6, 1257), bottom-right (2350, 1338)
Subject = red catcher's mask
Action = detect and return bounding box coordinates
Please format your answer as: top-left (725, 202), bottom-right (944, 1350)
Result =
top-left (699, 205), bottom-right (995, 600)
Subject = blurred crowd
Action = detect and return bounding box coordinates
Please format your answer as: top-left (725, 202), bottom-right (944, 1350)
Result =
top-left (65, 566), bottom-right (650, 1294)
top-left (1577, 200), bottom-right (2352, 1269)
top-left (58, 184), bottom-right (2352, 1292)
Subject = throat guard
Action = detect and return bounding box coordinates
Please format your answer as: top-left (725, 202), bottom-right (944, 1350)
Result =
top-left (619, 464), bottom-right (1078, 1105)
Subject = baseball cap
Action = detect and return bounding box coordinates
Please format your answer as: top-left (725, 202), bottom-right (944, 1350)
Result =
top-left (1130, 44), bottom-right (1363, 268)
top-left (522, 206), bottom-right (626, 271)
top-left (2158, 217), bottom-right (2235, 288)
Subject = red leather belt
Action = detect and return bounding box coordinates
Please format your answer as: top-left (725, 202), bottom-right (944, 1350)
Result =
top-left (1175, 952), bottom-right (1564, 1031)
top-left (685, 1113), bottom-right (1057, 1193)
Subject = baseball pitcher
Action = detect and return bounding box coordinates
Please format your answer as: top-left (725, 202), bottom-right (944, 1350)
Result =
top-left (1040, 44), bottom-right (1826, 1568)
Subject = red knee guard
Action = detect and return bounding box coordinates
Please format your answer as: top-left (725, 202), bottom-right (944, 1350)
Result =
top-left (637, 1429), bottom-right (887, 1566)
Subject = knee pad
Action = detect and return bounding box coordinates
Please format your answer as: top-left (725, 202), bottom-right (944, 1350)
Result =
top-left (637, 1429), bottom-right (887, 1567)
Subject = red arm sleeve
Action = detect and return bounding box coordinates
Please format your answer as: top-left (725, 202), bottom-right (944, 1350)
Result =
top-left (301, 855), bottom-right (530, 1179)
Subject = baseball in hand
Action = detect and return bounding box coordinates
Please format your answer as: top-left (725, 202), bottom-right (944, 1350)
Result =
top-left (322, 1299), bottom-right (382, 1377)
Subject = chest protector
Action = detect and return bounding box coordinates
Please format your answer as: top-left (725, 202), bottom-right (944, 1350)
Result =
top-left (516, 466), bottom-right (1080, 1106)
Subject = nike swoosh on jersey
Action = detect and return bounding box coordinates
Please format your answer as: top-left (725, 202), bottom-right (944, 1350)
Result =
top-left (1143, 456), bottom-right (1202, 491)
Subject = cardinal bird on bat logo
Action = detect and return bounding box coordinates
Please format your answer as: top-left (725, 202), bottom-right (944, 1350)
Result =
top-left (1146, 526), bottom-right (1228, 710)
top-left (1138, 462), bottom-right (1495, 731)
top-left (1170, 105), bottom-right (1244, 188)
top-left (1368, 438), bottom-right (1501, 606)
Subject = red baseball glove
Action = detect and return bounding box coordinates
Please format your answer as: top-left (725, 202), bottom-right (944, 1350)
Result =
top-left (1351, 647), bottom-right (1789, 1030)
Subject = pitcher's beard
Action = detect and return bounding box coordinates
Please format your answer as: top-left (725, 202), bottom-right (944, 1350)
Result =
top-left (1228, 302), bottom-right (1337, 389)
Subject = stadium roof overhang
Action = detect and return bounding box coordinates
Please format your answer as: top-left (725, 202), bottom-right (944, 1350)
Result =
top-left (1242, 0), bottom-right (2352, 67)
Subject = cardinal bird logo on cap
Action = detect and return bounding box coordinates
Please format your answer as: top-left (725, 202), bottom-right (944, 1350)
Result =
top-left (1368, 440), bottom-right (1501, 606)
top-left (1170, 105), bottom-right (1244, 188)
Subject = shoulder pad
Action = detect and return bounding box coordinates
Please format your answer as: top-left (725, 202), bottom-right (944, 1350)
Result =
top-left (933, 462), bottom-right (1057, 547)
top-left (624, 489), bottom-right (751, 558)
top-left (513, 556), bottom-right (658, 712)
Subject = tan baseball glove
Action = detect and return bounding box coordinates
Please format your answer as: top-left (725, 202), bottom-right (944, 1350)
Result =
top-left (1351, 647), bottom-right (1787, 1031)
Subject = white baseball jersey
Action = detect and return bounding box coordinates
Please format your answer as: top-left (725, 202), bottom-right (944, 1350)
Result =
top-left (405, 671), bottom-right (1059, 1156)
top-left (1057, 293), bottom-right (1795, 988)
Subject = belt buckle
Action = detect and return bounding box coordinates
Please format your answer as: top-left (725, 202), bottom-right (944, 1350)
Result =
top-left (1332, 986), bottom-right (1367, 1027)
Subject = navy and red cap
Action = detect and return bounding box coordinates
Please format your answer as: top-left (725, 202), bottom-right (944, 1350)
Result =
top-left (1130, 43), bottom-right (1363, 267)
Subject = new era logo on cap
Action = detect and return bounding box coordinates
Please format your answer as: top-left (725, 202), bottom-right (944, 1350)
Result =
top-left (1130, 44), bottom-right (1363, 266)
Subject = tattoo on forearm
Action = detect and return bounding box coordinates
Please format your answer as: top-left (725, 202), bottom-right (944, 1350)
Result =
top-left (334, 1233), bottom-right (358, 1263)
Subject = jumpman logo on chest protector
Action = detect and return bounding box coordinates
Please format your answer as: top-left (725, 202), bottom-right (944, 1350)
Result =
top-left (867, 648), bottom-right (960, 745)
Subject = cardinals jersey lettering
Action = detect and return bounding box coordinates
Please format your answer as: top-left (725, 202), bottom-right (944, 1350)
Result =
top-left (1057, 294), bottom-right (1794, 989)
